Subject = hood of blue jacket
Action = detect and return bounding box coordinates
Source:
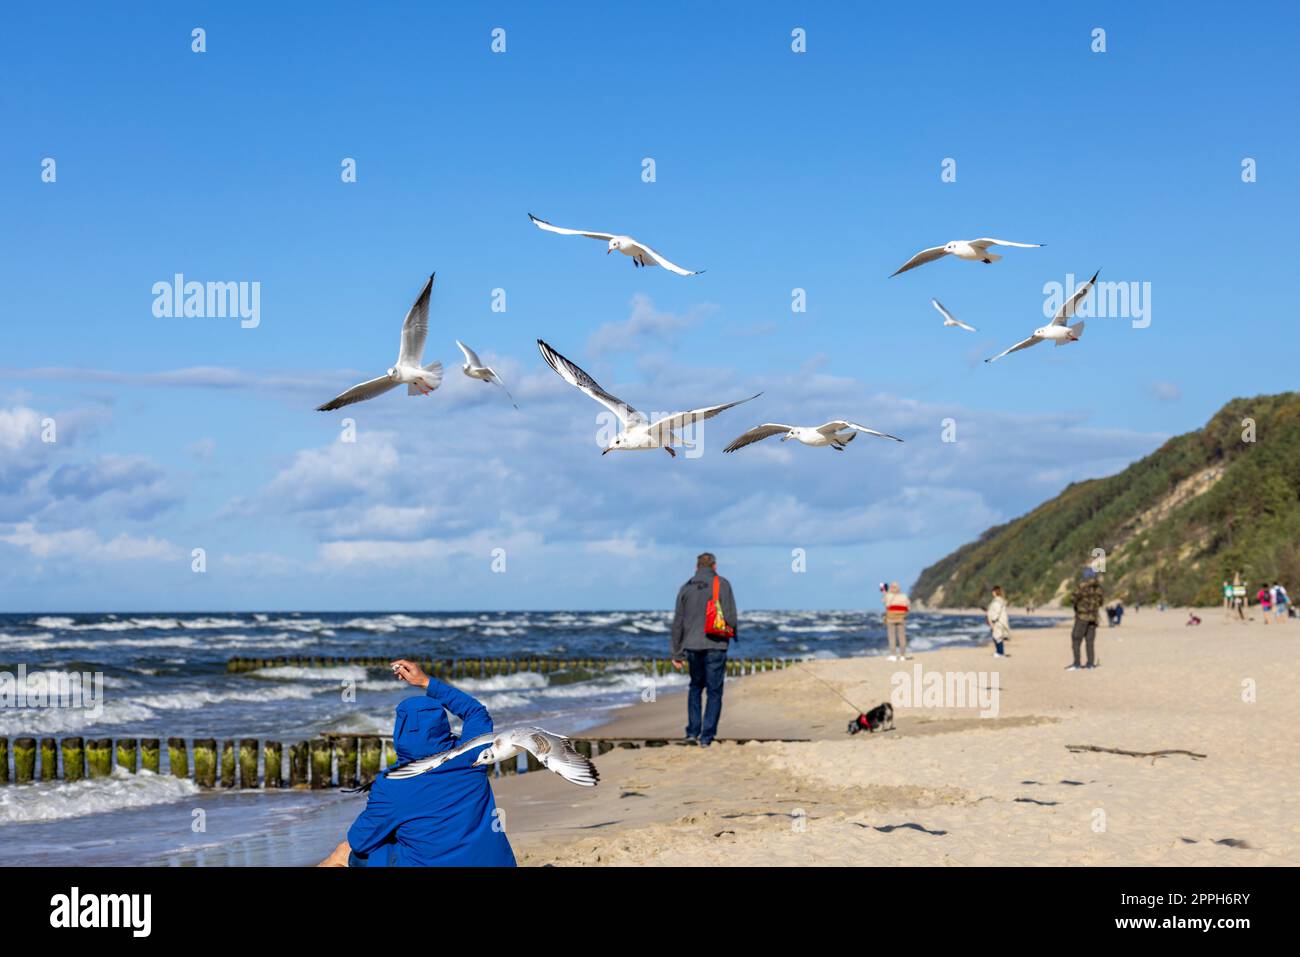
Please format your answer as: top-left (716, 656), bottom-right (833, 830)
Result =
top-left (392, 695), bottom-right (453, 762)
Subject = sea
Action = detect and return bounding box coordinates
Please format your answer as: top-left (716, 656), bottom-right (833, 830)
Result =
top-left (0, 609), bottom-right (1056, 866)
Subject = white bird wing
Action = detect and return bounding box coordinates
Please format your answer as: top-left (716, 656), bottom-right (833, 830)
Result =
top-left (528, 213), bottom-right (615, 241)
top-left (891, 245), bottom-right (948, 277)
top-left (397, 274), bottom-right (434, 366)
top-left (646, 393), bottom-right (762, 444)
top-left (383, 731), bottom-right (498, 780)
top-left (630, 240), bottom-right (703, 276)
top-left (818, 421), bottom-right (904, 442)
top-left (969, 238), bottom-right (1044, 250)
top-left (455, 339), bottom-right (482, 367)
top-left (316, 375), bottom-right (401, 411)
top-left (1052, 269), bottom-right (1100, 325)
top-left (953, 319), bottom-right (977, 332)
top-left (930, 298), bottom-right (957, 323)
top-left (722, 423), bottom-right (794, 453)
top-left (486, 368), bottom-right (518, 409)
top-left (985, 335), bottom-right (1044, 363)
top-left (537, 339), bottom-right (644, 426)
top-left (515, 728), bottom-right (600, 788)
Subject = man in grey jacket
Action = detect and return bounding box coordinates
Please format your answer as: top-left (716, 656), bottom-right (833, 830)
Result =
top-left (670, 553), bottom-right (738, 747)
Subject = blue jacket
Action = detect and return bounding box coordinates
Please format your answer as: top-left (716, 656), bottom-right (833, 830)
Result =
top-left (346, 678), bottom-right (517, 867)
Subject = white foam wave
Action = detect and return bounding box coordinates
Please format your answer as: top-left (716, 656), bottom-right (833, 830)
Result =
top-left (248, 666), bottom-right (371, 682)
top-left (0, 767), bottom-right (200, 824)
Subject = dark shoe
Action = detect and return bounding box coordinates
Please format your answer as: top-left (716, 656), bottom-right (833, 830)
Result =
top-left (699, 739), bottom-right (713, 748)
top-left (684, 735), bottom-right (700, 746)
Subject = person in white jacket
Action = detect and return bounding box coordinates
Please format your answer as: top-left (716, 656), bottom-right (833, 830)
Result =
top-left (987, 586), bottom-right (1012, 657)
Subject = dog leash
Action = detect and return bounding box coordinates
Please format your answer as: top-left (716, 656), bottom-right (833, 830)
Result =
top-left (793, 662), bottom-right (866, 714)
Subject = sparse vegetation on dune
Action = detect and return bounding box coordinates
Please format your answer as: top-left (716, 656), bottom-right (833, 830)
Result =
top-left (913, 393), bottom-right (1300, 608)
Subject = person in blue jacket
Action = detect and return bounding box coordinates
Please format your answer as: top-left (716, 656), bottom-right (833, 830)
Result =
top-left (317, 658), bottom-right (516, 867)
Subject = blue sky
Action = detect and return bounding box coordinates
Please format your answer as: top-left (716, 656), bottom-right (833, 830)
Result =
top-left (2, 2), bottom-right (1297, 611)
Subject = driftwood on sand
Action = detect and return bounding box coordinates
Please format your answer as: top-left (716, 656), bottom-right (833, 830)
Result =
top-left (1066, 744), bottom-right (1207, 761)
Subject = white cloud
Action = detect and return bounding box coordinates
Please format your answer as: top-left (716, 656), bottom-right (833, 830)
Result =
top-left (587, 294), bottom-right (717, 356)
top-left (0, 522), bottom-right (181, 562)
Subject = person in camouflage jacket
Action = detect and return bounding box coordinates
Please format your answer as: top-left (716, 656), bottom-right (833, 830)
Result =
top-left (1068, 568), bottom-right (1104, 669)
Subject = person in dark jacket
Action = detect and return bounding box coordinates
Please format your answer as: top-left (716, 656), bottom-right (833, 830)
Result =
top-left (670, 552), bottom-right (738, 747)
top-left (1068, 567), bottom-right (1105, 671)
top-left (317, 658), bottom-right (516, 867)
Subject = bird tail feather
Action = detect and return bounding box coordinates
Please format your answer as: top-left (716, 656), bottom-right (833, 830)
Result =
top-left (406, 361), bottom-right (444, 395)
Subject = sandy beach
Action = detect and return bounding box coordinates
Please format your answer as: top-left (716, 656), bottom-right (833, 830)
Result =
top-left (489, 610), bottom-right (1299, 866)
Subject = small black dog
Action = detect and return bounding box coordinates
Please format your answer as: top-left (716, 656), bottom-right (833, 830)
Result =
top-left (847, 702), bottom-right (894, 734)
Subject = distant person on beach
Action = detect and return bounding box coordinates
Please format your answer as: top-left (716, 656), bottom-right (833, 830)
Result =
top-left (1222, 580), bottom-right (1233, 620)
top-left (1232, 575), bottom-right (1247, 620)
top-left (670, 553), bottom-right (738, 747)
top-left (986, 586), bottom-right (1011, 657)
top-left (1273, 582), bottom-right (1290, 621)
top-left (1257, 584), bottom-right (1273, 623)
top-left (317, 659), bottom-right (516, 867)
top-left (881, 581), bottom-right (911, 661)
top-left (1067, 567), bottom-right (1104, 671)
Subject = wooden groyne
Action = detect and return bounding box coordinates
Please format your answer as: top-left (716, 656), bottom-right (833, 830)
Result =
top-left (0, 734), bottom-right (808, 788)
top-left (225, 655), bottom-right (800, 678)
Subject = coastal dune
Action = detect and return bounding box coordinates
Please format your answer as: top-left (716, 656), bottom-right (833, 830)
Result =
top-left (493, 612), bottom-right (1299, 866)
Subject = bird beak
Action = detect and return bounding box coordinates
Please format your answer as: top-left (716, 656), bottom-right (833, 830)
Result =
top-left (601, 447), bottom-right (611, 455)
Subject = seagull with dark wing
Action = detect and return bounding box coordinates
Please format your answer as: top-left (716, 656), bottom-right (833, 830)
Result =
top-left (537, 339), bottom-right (758, 457)
top-left (456, 340), bottom-right (517, 408)
top-left (528, 213), bottom-right (703, 275)
top-left (316, 274), bottom-right (443, 411)
top-left (383, 727), bottom-right (599, 788)
top-left (724, 421), bottom-right (904, 453)
top-left (985, 269), bottom-right (1099, 363)
top-left (891, 238), bottom-right (1043, 277)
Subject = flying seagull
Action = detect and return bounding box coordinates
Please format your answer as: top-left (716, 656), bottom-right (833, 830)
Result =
top-left (537, 339), bottom-right (758, 457)
top-left (456, 340), bottom-right (517, 409)
top-left (316, 274), bottom-right (443, 411)
top-left (891, 239), bottom-right (1043, 277)
top-left (724, 421), bottom-right (904, 453)
top-left (985, 269), bottom-right (1100, 363)
top-left (931, 298), bottom-right (977, 332)
top-left (528, 213), bottom-right (703, 275)
top-left (363, 727), bottom-right (600, 790)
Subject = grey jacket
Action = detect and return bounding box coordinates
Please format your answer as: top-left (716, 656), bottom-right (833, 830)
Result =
top-left (670, 568), bottom-right (738, 658)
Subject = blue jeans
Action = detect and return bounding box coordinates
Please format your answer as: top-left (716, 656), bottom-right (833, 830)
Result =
top-left (685, 648), bottom-right (727, 744)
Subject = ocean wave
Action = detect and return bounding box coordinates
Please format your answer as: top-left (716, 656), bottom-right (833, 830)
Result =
top-left (454, 672), bottom-right (548, 692)
top-left (248, 666), bottom-right (371, 682)
top-left (0, 634), bottom-right (201, 652)
top-left (477, 691), bottom-right (537, 710)
top-left (0, 768), bottom-right (200, 824)
top-left (0, 699), bottom-right (155, 735)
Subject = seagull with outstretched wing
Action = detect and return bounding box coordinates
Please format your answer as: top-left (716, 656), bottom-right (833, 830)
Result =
top-left (724, 420), bottom-right (903, 453)
top-left (316, 274), bottom-right (443, 411)
top-left (538, 339), bottom-right (757, 456)
top-left (985, 269), bottom-right (1099, 363)
top-left (376, 727), bottom-right (599, 789)
top-left (456, 340), bottom-right (517, 409)
top-left (891, 238), bottom-right (1043, 277)
top-left (529, 213), bottom-right (703, 275)
top-left (931, 298), bottom-right (977, 332)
